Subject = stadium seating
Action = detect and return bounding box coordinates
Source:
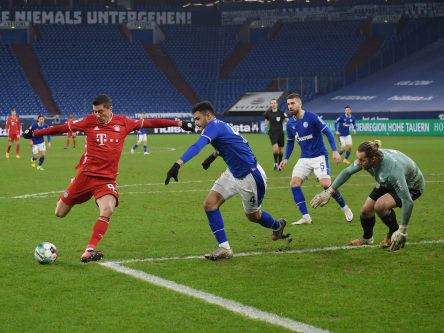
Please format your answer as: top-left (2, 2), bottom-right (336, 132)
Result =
top-left (0, 42), bottom-right (46, 116)
top-left (229, 20), bottom-right (364, 98)
top-left (160, 24), bottom-right (241, 113)
top-left (32, 24), bottom-right (191, 116)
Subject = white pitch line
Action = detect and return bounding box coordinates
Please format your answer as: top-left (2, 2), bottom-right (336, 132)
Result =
top-left (108, 239), bottom-right (444, 264)
top-left (100, 261), bottom-right (331, 333)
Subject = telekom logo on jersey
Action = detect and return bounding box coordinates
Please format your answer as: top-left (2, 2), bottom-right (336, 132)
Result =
top-left (96, 133), bottom-right (119, 146)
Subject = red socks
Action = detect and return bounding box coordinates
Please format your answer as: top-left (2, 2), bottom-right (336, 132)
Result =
top-left (87, 216), bottom-right (110, 249)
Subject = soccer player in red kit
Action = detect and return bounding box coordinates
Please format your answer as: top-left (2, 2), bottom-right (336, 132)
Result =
top-left (64, 113), bottom-right (77, 149)
top-left (23, 94), bottom-right (194, 262)
top-left (5, 109), bottom-right (21, 159)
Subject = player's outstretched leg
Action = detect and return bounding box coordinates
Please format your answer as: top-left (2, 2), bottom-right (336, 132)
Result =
top-left (81, 249), bottom-right (104, 263)
top-left (204, 247), bottom-right (233, 261)
top-left (36, 156), bottom-right (45, 171)
top-left (251, 210), bottom-right (288, 240)
top-left (204, 209), bottom-right (233, 260)
top-left (379, 209), bottom-right (399, 248)
top-left (329, 188), bottom-right (353, 222)
top-left (81, 216), bottom-right (110, 263)
top-left (272, 219), bottom-right (288, 240)
top-left (347, 215), bottom-right (375, 246)
top-left (291, 186), bottom-right (312, 225)
top-left (131, 144), bottom-right (138, 154)
top-left (343, 150), bottom-right (351, 164)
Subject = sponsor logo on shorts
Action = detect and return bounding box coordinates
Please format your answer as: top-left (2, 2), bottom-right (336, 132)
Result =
top-left (63, 191), bottom-right (69, 198)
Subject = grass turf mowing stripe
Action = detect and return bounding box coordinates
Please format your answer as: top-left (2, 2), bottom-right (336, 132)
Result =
top-left (4, 180), bottom-right (443, 199)
top-left (100, 261), bottom-right (331, 333)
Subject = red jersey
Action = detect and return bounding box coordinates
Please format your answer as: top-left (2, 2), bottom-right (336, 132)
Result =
top-left (34, 114), bottom-right (179, 180)
top-left (66, 118), bottom-right (76, 133)
top-left (6, 116), bottom-right (20, 135)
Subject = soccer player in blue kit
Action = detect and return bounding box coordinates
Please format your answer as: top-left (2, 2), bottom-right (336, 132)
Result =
top-left (30, 115), bottom-right (51, 171)
top-left (279, 93), bottom-right (353, 225)
top-left (334, 106), bottom-right (357, 164)
top-left (165, 101), bottom-right (288, 260)
top-left (131, 112), bottom-right (150, 155)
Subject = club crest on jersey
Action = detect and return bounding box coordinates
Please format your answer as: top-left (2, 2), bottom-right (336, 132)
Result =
top-left (113, 125), bottom-right (120, 132)
top-left (94, 126), bottom-right (100, 130)
top-left (303, 122), bottom-right (308, 128)
top-left (276, 117), bottom-right (281, 122)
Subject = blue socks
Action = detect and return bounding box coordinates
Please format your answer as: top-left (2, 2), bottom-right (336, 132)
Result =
top-left (143, 145), bottom-right (147, 153)
top-left (205, 209), bottom-right (227, 244)
top-left (38, 156), bottom-right (45, 166)
top-left (291, 186), bottom-right (308, 215)
top-left (339, 150), bottom-right (343, 156)
top-left (258, 210), bottom-right (280, 230)
top-left (345, 151), bottom-right (351, 159)
top-left (332, 189), bottom-right (346, 208)
top-left (132, 144), bottom-right (138, 150)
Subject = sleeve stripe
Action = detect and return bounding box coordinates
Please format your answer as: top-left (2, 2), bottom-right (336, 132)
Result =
top-left (201, 134), bottom-right (212, 142)
top-left (287, 138), bottom-right (294, 141)
top-left (321, 125), bottom-right (327, 131)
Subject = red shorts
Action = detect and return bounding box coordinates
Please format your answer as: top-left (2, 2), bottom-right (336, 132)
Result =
top-left (60, 172), bottom-right (119, 207)
top-left (8, 134), bottom-right (20, 142)
top-left (67, 132), bottom-right (76, 137)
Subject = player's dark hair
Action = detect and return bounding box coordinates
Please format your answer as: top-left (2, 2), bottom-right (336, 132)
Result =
top-left (271, 98), bottom-right (277, 102)
top-left (37, 114), bottom-right (45, 119)
top-left (92, 94), bottom-right (112, 108)
top-left (287, 93), bottom-right (301, 101)
top-left (358, 140), bottom-right (383, 161)
top-left (345, 106), bottom-right (351, 109)
top-left (192, 101), bottom-right (215, 115)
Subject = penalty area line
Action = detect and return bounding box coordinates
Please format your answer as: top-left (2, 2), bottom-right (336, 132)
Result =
top-left (99, 261), bottom-right (331, 333)
top-left (108, 239), bottom-right (444, 264)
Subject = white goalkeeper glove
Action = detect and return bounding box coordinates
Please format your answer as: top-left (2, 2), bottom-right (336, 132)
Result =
top-left (310, 187), bottom-right (335, 208)
top-left (390, 225), bottom-right (408, 251)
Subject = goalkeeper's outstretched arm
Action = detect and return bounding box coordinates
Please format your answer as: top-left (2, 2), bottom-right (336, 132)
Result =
top-left (330, 163), bottom-right (362, 190)
top-left (310, 163), bottom-right (362, 208)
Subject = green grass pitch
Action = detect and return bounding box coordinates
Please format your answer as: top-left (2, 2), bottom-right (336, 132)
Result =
top-left (0, 134), bottom-right (443, 332)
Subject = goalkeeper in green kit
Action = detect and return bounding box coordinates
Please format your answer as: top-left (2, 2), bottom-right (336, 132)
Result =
top-left (310, 140), bottom-right (425, 251)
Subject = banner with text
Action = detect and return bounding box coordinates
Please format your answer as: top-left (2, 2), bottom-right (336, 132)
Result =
top-left (324, 119), bottom-right (444, 136)
top-left (0, 10), bottom-right (192, 25)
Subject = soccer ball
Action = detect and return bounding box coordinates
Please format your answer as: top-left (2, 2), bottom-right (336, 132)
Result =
top-left (34, 242), bottom-right (58, 264)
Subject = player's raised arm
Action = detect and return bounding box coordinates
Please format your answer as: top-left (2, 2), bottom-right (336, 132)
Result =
top-left (23, 123), bottom-right (70, 139)
top-left (129, 118), bottom-right (195, 133)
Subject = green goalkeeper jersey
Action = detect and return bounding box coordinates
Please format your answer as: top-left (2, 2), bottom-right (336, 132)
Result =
top-left (331, 149), bottom-right (425, 225)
